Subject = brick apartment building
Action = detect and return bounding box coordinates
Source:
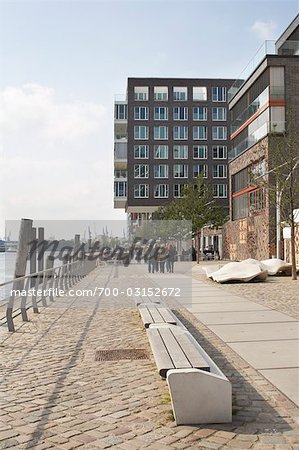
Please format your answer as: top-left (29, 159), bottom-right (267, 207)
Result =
top-left (223, 14), bottom-right (299, 261)
top-left (114, 78), bottom-right (234, 235)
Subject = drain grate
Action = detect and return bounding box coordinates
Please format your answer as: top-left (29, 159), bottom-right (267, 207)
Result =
top-left (95, 349), bottom-right (149, 361)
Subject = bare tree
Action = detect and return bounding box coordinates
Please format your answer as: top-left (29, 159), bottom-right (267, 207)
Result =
top-left (252, 113), bottom-right (299, 279)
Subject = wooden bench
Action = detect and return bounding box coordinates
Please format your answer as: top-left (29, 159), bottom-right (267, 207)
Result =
top-left (147, 323), bottom-right (232, 425)
top-left (139, 304), bottom-right (177, 328)
top-left (147, 324), bottom-right (210, 378)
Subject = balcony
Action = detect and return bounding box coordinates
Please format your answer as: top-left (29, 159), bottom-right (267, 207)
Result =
top-left (231, 85), bottom-right (285, 135)
top-left (114, 197), bottom-right (127, 209)
top-left (114, 142), bottom-right (127, 160)
top-left (229, 121), bottom-right (286, 160)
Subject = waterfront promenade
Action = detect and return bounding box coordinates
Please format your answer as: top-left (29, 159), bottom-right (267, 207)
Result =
top-left (0, 263), bottom-right (298, 449)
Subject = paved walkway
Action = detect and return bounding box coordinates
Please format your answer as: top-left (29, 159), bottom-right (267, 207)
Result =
top-left (188, 264), bottom-right (299, 408)
top-left (0, 262), bottom-right (298, 449)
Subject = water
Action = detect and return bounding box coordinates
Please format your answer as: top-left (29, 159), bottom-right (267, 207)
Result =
top-left (0, 253), bottom-right (16, 283)
top-left (0, 252), bottom-right (17, 302)
top-left (0, 252), bottom-right (62, 302)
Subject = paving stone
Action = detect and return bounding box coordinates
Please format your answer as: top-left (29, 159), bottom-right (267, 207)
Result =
top-left (0, 266), bottom-right (298, 450)
top-left (0, 430), bottom-right (19, 442)
top-left (0, 439), bottom-right (20, 450)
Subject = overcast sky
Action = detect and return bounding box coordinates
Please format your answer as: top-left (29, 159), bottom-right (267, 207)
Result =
top-left (0, 0), bottom-right (298, 238)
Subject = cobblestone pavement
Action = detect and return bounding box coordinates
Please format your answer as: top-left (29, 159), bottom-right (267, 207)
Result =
top-left (193, 262), bottom-right (299, 320)
top-left (0, 263), bottom-right (298, 449)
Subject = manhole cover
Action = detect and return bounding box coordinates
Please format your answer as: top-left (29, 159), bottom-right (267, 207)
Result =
top-left (95, 349), bottom-right (149, 361)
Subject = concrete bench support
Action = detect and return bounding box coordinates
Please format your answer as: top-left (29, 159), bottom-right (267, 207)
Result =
top-left (167, 368), bottom-right (232, 425)
top-left (147, 323), bottom-right (232, 425)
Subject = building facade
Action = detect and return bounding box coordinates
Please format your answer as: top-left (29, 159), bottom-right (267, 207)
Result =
top-left (224, 15), bottom-right (299, 260)
top-left (114, 78), bottom-right (234, 230)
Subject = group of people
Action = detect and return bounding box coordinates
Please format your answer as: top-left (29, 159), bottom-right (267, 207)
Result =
top-left (147, 243), bottom-right (177, 274)
top-left (134, 242), bottom-right (177, 274)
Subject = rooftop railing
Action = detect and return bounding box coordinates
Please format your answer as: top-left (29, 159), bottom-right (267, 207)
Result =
top-left (228, 41), bottom-right (276, 102)
top-left (228, 40), bottom-right (299, 102)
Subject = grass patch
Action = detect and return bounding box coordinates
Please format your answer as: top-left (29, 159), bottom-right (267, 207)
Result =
top-left (161, 392), bottom-right (171, 404)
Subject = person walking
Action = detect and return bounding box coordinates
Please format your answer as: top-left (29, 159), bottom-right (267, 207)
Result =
top-left (167, 244), bottom-right (176, 273)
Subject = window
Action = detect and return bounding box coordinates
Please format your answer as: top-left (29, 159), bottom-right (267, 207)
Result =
top-left (114, 181), bottom-right (127, 197)
top-left (154, 86), bottom-right (168, 101)
top-left (232, 168), bottom-right (248, 193)
top-left (232, 188), bottom-right (264, 220)
top-left (134, 184), bottom-right (149, 198)
top-left (193, 164), bottom-right (208, 178)
top-left (193, 145), bottom-right (207, 159)
top-left (193, 126), bottom-right (207, 140)
top-left (174, 164), bottom-right (188, 178)
top-left (154, 126), bottom-right (168, 140)
top-left (213, 164), bottom-right (227, 178)
top-left (212, 107), bottom-right (227, 121)
top-left (154, 164), bottom-right (169, 178)
top-left (212, 126), bottom-right (227, 140)
top-left (212, 87), bottom-right (226, 102)
top-left (154, 145), bottom-right (168, 159)
top-left (212, 145), bottom-right (227, 159)
top-left (174, 126), bottom-right (188, 140)
top-left (173, 87), bottom-right (187, 101)
top-left (232, 193), bottom-right (248, 220)
top-left (213, 184), bottom-right (227, 198)
top-left (154, 107), bottom-right (168, 120)
top-left (134, 126), bottom-right (148, 140)
top-left (114, 169), bottom-right (127, 178)
top-left (134, 86), bottom-right (149, 101)
top-left (134, 106), bottom-right (148, 120)
top-left (134, 164), bottom-right (149, 178)
top-left (134, 145), bottom-right (149, 159)
top-left (173, 145), bottom-right (188, 159)
top-left (173, 107), bottom-right (188, 120)
top-left (193, 87), bottom-right (207, 101)
top-left (249, 189), bottom-right (265, 214)
top-left (154, 184), bottom-right (169, 198)
top-left (193, 107), bottom-right (207, 121)
top-left (115, 104), bottom-right (127, 120)
top-left (251, 160), bottom-right (266, 183)
top-left (173, 184), bottom-right (186, 198)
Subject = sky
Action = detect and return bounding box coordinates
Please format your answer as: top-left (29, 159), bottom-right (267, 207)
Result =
top-left (0, 0), bottom-right (298, 239)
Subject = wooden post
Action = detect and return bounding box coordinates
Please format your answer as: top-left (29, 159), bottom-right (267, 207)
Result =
top-left (38, 227), bottom-right (44, 284)
top-left (30, 227), bottom-right (37, 288)
top-left (46, 256), bottom-right (55, 302)
top-left (8, 218), bottom-right (32, 332)
top-left (14, 218), bottom-right (33, 289)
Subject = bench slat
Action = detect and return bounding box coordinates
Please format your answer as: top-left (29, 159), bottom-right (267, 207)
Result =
top-left (159, 328), bottom-right (192, 370)
top-left (147, 306), bottom-right (164, 323)
top-left (139, 305), bottom-right (177, 328)
top-left (158, 307), bottom-right (177, 325)
top-left (170, 328), bottom-right (210, 372)
top-left (139, 307), bottom-right (154, 328)
top-left (147, 328), bottom-right (174, 377)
